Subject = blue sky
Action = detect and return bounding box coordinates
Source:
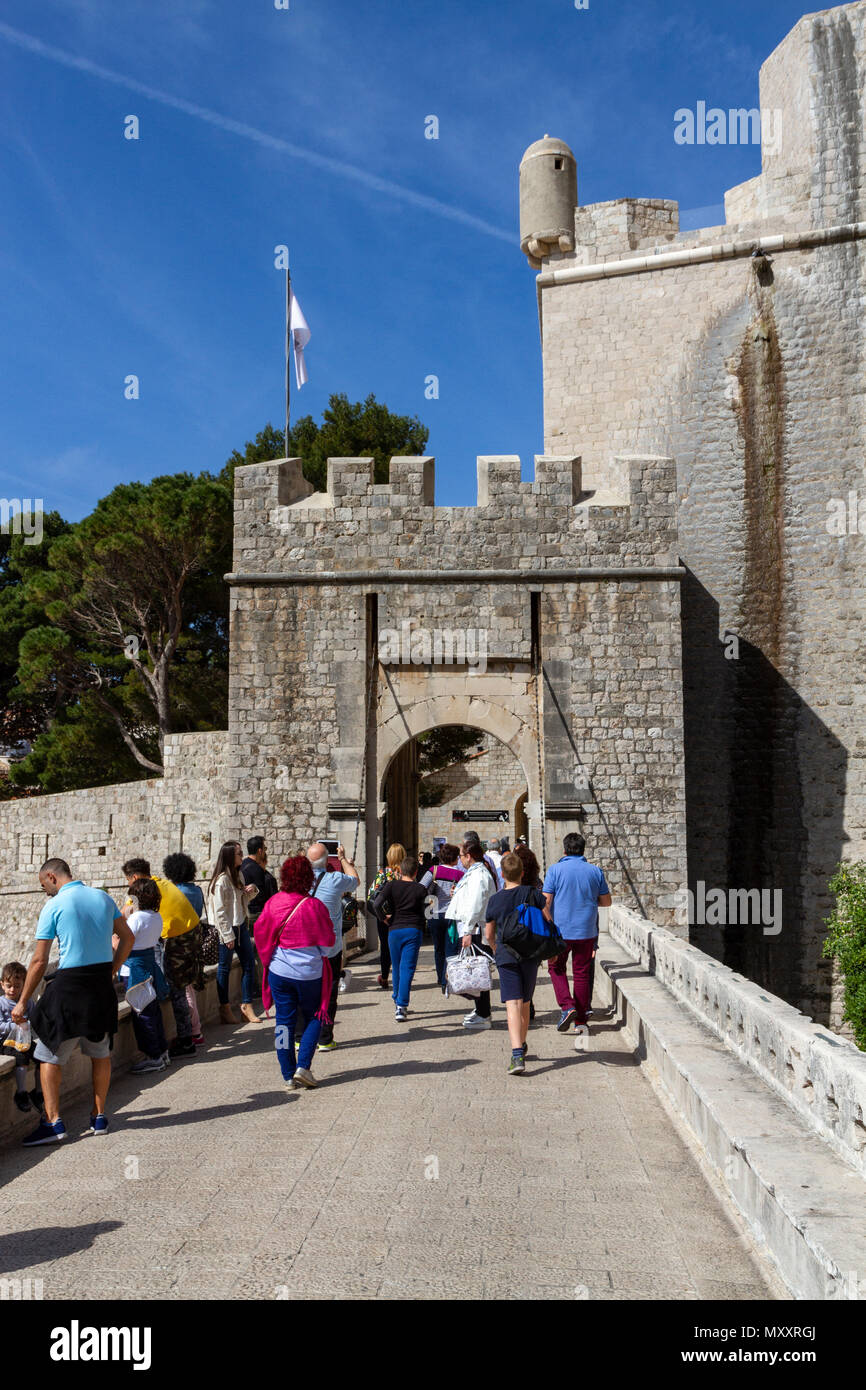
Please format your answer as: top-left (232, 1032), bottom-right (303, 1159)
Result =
top-left (0, 0), bottom-right (812, 516)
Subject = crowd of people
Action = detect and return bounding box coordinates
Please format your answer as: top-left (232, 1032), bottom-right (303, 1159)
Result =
top-left (1, 827), bottom-right (610, 1146)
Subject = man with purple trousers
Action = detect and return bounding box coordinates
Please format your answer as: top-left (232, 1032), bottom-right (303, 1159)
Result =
top-left (543, 833), bottom-right (611, 1032)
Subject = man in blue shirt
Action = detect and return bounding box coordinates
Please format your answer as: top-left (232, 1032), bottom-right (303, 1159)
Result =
top-left (543, 834), bottom-right (611, 1032)
top-left (13, 858), bottom-right (133, 1145)
top-left (306, 841), bottom-right (359, 1052)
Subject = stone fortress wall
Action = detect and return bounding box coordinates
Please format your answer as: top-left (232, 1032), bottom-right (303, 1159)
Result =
top-left (523, 1), bottom-right (866, 1023)
top-left (0, 733), bottom-right (225, 966)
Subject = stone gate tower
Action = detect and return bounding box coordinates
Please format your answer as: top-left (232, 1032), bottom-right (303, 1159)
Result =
top-left (226, 452), bottom-right (688, 928)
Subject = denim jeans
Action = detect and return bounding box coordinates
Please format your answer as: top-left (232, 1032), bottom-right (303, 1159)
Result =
top-left (217, 923), bottom-right (256, 1005)
top-left (429, 916), bottom-right (456, 988)
top-left (268, 970), bottom-right (323, 1079)
top-left (389, 927), bottom-right (422, 1008)
top-left (132, 999), bottom-right (167, 1059)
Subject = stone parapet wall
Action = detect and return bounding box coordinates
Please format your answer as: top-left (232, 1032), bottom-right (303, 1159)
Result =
top-left (231, 454), bottom-right (680, 574)
top-left (609, 904), bottom-right (866, 1178)
top-left (0, 731), bottom-right (228, 966)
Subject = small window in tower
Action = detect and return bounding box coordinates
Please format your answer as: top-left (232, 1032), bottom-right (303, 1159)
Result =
top-left (554, 158), bottom-right (563, 170)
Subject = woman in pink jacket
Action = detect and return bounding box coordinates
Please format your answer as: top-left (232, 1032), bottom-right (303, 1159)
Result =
top-left (253, 856), bottom-right (335, 1091)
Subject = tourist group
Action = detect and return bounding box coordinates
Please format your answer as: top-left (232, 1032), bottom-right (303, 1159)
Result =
top-left (1, 829), bottom-right (610, 1146)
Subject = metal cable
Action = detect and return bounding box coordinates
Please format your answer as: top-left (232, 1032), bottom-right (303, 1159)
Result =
top-left (535, 654), bottom-right (547, 877)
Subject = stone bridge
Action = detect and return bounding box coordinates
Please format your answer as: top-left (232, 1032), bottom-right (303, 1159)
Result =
top-left (2, 905), bottom-right (864, 1301)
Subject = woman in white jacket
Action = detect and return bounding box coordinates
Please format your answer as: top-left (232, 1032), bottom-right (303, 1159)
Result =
top-left (445, 842), bottom-right (498, 1030)
top-left (207, 841), bottom-right (259, 1024)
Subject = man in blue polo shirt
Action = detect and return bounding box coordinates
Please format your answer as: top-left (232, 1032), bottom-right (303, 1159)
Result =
top-left (13, 858), bottom-right (133, 1146)
top-left (543, 833), bottom-right (611, 1032)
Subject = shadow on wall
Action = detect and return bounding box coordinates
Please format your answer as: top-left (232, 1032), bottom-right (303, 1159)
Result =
top-left (681, 570), bottom-right (845, 1025)
top-left (418, 762), bottom-right (480, 808)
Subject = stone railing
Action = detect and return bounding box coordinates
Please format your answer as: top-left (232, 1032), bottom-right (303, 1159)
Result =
top-left (609, 905), bottom-right (866, 1178)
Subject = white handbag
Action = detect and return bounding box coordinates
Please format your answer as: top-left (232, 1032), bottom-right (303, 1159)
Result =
top-left (445, 945), bottom-right (494, 998)
top-left (126, 976), bottom-right (157, 1014)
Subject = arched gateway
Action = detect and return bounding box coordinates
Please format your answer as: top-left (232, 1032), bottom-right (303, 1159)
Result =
top-left (225, 451), bottom-right (688, 930)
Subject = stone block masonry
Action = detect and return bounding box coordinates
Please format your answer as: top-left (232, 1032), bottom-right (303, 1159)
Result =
top-left (416, 733), bottom-right (528, 850)
top-left (530, 1), bottom-right (866, 1025)
top-left (226, 451), bottom-right (688, 928)
top-left (0, 732), bottom-right (226, 965)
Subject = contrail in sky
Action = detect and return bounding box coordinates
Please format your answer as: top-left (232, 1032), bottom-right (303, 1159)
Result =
top-left (0, 21), bottom-right (513, 244)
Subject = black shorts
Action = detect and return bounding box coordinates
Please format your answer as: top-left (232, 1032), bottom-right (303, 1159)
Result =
top-left (497, 955), bottom-right (539, 1004)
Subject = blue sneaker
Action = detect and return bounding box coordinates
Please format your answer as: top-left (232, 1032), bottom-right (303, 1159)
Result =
top-left (88, 1114), bottom-right (109, 1136)
top-left (557, 1007), bottom-right (577, 1033)
top-left (22, 1118), bottom-right (67, 1147)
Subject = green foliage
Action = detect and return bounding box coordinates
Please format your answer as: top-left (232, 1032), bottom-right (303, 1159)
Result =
top-left (3, 393), bottom-right (426, 797)
top-left (416, 727), bottom-right (484, 777)
top-left (10, 696), bottom-right (155, 795)
top-left (11, 473), bottom-right (232, 789)
top-left (0, 513), bottom-right (72, 751)
top-left (823, 862), bottom-right (866, 1050)
top-left (220, 393), bottom-right (429, 495)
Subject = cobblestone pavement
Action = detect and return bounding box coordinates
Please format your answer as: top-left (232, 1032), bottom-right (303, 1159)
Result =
top-left (0, 947), bottom-right (781, 1301)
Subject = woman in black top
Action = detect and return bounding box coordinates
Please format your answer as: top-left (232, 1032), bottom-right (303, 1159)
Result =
top-left (376, 855), bottom-right (431, 1024)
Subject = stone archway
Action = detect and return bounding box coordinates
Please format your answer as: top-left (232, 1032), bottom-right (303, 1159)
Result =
top-left (375, 694), bottom-right (539, 868)
top-left (377, 694), bottom-right (539, 805)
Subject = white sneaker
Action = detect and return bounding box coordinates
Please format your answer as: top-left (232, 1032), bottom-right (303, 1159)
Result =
top-left (291, 1066), bottom-right (317, 1089)
top-left (463, 1014), bottom-right (492, 1030)
top-left (338, 970), bottom-right (352, 994)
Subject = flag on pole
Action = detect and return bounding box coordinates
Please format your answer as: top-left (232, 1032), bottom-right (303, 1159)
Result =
top-left (289, 287), bottom-right (311, 389)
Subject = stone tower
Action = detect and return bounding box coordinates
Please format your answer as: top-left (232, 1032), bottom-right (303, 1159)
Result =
top-left (520, 0), bottom-right (866, 1025)
top-left (226, 452), bottom-right (688, 931)
top-left (519, 135), bottom-right (578, 267)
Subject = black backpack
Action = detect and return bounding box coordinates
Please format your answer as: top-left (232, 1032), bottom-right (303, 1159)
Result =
top-left (498, 887), bottom-right (564, 962)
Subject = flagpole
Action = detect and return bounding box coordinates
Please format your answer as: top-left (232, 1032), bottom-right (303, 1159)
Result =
top-left (285, 262), bottom-right (291, 455)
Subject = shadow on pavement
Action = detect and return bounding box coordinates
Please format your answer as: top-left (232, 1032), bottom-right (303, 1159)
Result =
top-left (0, 1219), bottom-right (124, 1272)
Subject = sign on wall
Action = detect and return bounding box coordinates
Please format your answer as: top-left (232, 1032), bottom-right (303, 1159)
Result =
top-left (452, 810), bottom-right (509, 823)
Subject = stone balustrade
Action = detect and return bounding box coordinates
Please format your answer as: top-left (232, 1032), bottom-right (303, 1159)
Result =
top-left (609, 904), bottom-right (866, 1178)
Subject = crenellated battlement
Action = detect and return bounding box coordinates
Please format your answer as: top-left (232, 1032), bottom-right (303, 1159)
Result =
top-left (230, 452), bottom-right (679, 576)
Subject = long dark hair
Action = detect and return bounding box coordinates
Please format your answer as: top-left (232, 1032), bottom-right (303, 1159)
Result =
top-left (210, 840), bottom-right (242, 893)
top-left (514, 842), bottom-right (542, 890)
top-left (463, 841), bottom-right (497, 885)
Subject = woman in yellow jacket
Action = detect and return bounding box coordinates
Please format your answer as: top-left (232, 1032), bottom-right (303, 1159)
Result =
top-left (122, 856), bottom-right (203, 1057)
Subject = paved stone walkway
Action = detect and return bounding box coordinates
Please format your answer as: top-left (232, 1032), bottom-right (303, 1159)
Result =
top-left (0, 946), bottom-right (780, 1300)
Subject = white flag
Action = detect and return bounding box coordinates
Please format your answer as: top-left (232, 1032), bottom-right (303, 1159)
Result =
top-left (289, 288), bottom-right (311, 389)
